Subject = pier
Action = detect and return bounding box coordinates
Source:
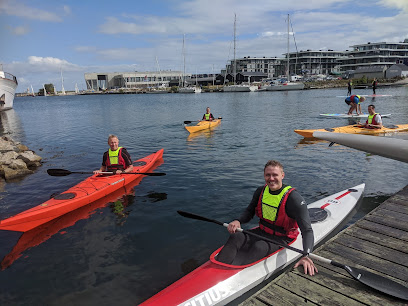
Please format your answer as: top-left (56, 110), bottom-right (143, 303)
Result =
top-left (240, 185), bottom-right (408, 305)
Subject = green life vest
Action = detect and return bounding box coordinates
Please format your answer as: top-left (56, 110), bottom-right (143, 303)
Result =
top-left (260, 185), bottom-right (292, 222)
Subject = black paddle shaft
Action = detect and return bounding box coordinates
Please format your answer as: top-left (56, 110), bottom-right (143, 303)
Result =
top-left (47, 169), bottom-right (165, 176)
top-left (177, 210), bottom-right (408, 301)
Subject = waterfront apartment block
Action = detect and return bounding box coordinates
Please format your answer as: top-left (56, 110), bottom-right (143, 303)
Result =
top-left (337, 40), bottom-right (408, 72)
top-left (84, 71), bottom-right (185, 91)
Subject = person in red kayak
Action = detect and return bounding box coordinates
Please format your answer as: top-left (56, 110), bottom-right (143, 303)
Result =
top-left (217, 160), bottom-right (318, 276)
top-left (202, 107), bottom-right (214, 121)
top-left (94, 134), bottom-right (133, 174)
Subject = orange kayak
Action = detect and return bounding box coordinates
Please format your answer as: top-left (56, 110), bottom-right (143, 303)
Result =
top-left (294, 124), bottom-right (408, 138)
top-left (184, 119), bottom-right (221, 133)
top-left (0, 149), bottom-right (164, 232)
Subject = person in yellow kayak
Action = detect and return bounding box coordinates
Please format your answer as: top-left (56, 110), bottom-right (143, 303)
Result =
top-left (93, 134), bottom-right (133, 174)
top-left (359, 104), bottom-right (383, 129)
top-left (345, 95), bottom-right (365, 115)
top-left (217, 160), bottom-right (318, 276)
top-left (202, 107), bottom-right (215, 121)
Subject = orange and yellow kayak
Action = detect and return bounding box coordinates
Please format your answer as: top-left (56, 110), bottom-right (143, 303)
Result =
top-left (185, 119), bottom-right (221, 133)
top-left (294, 124), bottom-right (408, 138)
top-left (0, 149), bottom-right (164, 232)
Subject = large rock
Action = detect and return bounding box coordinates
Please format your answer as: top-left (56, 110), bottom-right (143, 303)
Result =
top-left (1, 165), bottom-right (33, 181)
top-left (18, 151), bottom-right (42, 168)
top-left (0, 136), bottom-right (43, 181)
top-left (0, 137), bottom-right (18, 153)
top-left (0, 151), bottom-right (19, 165)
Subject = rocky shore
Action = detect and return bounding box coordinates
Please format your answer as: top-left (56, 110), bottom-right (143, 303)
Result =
top-left (0, 136), bottom-right (42, 181)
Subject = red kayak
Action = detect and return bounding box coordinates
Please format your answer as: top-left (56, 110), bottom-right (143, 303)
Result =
top-left (0, 149), bottom-right (164, 232)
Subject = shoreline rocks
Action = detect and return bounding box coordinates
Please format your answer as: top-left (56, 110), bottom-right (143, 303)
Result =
top-left (0, 136), bottom-right (42, 181)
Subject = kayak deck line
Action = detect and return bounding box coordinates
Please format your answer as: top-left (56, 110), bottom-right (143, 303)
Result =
top-left (242, 184), bottom-right (408, 305)
top-left (0, 149), bottom-right (164, 232)
top-left (141, 184), bottom-right (365, 305)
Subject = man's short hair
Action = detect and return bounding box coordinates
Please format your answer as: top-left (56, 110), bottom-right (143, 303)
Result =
top-left (264, 160), bottom-right (284, 172)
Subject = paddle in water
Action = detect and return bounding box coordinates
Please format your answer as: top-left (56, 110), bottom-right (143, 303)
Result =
top-left (47, 169), bottom-right (166, 176)
top-left (177, 210), bottom-right (408, 301)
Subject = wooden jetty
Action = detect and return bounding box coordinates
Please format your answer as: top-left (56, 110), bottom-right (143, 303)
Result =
top-left (240, 185), bottom-right (408, 305)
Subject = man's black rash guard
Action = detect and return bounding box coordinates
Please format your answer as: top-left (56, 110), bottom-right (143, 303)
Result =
top-left (237, 184), bottom-right (314, 254)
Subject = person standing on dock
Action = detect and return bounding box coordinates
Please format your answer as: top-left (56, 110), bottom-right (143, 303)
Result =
top-left (217, 160), bottom-right (317, 276)
top-left (347, 79), bottom-right (353, 95)
top-left (202, 107), bottom-right (215, 121)
top-left (372, 78), bottom-right (377, 95)
top-left (94, 134), bottom-right (133, 175)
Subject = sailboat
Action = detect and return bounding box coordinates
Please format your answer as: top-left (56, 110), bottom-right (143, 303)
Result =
top-left (60, 69), bottom-right (66, 95)
top-left (178, 34), bottom-right (201, 93)
top-left (30, 85), bottom-right (35, 97)
top-left (147, 57), bottom-right (168, 93)
top-left (263, 14), bottom-right (304, 91)
top-left (75, 83), bottom-right (79, 94)
top-left (42, 84), bottom-right (47, 96)
top-left (223, 14), bottom-right (251, 92)
top-left (54, 85), bottom-right (58, 95)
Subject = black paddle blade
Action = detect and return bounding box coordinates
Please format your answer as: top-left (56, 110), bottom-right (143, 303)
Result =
top-left (184, 121), bottom-right (193, 124)
top-left (47, 169), bottom-right (72, 176)
top-left (344, 265), bottom-right (408, 301)
top-left (177, 211), bottom-right (223, 226)
top-left (135, 172), bottom-right (166, 176)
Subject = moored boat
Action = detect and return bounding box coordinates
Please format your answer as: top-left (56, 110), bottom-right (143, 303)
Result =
top-left (184, 119), bottom-right (221, 133)
top-left (295, 124), bottom-right (408, 138)
top-left (141, 184), bottom-right (365, 305)
top-left (0, 65), bottom-right (18, 111)
top-left (0, 149), bottom-right (164, 232)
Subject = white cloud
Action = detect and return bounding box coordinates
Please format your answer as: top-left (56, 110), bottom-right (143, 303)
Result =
top-left (0, 0), bottom-right (62, 22)
top-left (63, 5), bottom-right (71, 15)
top-left (7, 25), bottom-right (30, 35)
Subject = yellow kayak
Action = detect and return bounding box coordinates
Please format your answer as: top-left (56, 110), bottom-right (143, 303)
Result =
top-left (184, 119), bottom-right (221, 133)
top-left (294, 124), bottom-right (408, 138)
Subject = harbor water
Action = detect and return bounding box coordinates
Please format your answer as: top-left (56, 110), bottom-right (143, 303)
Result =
top-left (0, 87), bottom-right (408, 305)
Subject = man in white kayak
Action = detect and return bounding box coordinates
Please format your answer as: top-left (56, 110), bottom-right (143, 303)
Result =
top-left (217, 160), bottom-right (318, 276)
top-left (358, 104), bottom-right (383, 129)
top-left (93, 134), bottom-right (133, 175)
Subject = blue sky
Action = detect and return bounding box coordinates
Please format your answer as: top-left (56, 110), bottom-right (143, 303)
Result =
top-left (1, 0), bottom-right (407, 92)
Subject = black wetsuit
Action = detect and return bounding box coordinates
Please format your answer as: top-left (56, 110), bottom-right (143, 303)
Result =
top-left (217, 184), bottom-right (314, 265)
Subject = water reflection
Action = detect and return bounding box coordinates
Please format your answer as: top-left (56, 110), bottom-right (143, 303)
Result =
top-left (0, 109), bottom-right (24, 140)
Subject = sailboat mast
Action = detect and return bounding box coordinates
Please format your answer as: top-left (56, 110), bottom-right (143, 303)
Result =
top-left (287, 14), bottom-right (290, 82)
top-left (183, 34), bottom-right (186, 87)
top-left (233, 13), bottom-right (237, 84)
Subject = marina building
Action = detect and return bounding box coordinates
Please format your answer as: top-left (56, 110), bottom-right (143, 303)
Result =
top-left (84, 71), bottom-right (185, 91)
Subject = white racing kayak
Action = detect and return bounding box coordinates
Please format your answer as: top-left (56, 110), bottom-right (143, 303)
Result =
top-left (320, 113), bottom-right (391, 118)
top-left (141, 184), bottom-right (365, 306)
top-left (313, 131), bottom-right (408, 163)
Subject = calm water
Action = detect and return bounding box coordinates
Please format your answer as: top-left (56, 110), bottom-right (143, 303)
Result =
top-left (0, 87), bottom-right (408, 305)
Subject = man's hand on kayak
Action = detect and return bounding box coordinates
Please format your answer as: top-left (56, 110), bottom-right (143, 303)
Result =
top-left (294, 256), bottom-right (318, 276)
top-left (227, 220), bottom-right (241, 233)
